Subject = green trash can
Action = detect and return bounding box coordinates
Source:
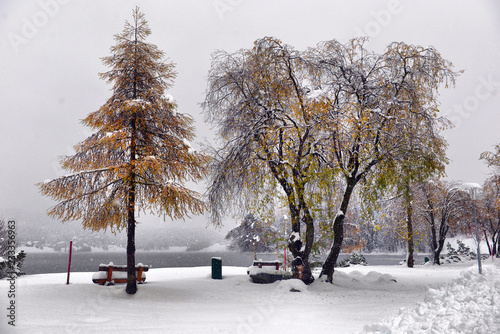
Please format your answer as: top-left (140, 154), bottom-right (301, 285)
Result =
top-left (211, 257), bottom-right (222, 279)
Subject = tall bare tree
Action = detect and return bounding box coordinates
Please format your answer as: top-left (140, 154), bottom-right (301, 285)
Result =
top-left (204, 37), bottom-right (458, 284)
top-left (203, 37), bottom-right (329, 283)
top-left (419, 179), bottom-right (470, 264)
top-left (478, 176), bottom-right (500, 257)
top-left (306, 38), bottom-right (458, 281)
top-left (479, 145), bottom-right (500, 256)
top-left (38, 8), bottom-right (208, 294)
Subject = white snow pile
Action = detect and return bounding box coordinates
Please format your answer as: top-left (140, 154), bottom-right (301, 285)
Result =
top-left (363, 263), bottom-right (500, 333)
top-left (275, 278), bottom-right (308, 293)
top-left (346, 270), bottom-right (397, 284)
top-left (247, 265), bottom-right (283, 276)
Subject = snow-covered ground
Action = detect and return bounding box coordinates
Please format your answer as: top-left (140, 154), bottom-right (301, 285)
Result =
top-left (364, 264), bottom-right (500, 333)
top-left (1, 260), bottom-right (498, 333)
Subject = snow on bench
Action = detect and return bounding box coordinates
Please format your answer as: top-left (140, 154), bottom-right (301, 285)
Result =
top-left (92, 262), bottom-right (150, 286)
top-left (247, 260), bottom-right (290, 284)
top-left (251, 260), bottom-right (282, 270)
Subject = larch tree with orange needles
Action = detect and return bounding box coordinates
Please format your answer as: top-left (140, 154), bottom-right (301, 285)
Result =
top-left (38, 8), bottom-right (209, 294)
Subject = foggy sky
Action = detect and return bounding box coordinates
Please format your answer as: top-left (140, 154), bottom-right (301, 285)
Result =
top-left (1, 0), bottom-right (500, 232)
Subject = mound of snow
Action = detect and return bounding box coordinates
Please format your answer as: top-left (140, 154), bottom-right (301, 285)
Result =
top-left (275, 278), bottom-right (308, 293)
top-left (365, 271), bottom-right (398, 284)
top-left (325, 270), bottom-right (397, 286)
top-left (363, 264), bottom-right (500, 333)
top-left (247, 265), bottom-right (284, 276)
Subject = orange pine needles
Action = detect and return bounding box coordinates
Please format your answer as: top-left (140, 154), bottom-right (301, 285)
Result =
top-left (38, 8), bottom-right (209, 235)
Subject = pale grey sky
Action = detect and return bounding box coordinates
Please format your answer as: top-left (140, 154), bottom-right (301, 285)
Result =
top-left (1, 0), bottom-right (499, 230)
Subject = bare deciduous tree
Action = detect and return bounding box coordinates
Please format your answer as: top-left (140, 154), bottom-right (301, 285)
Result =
top-left (419, 179), bottom-right (470, 264)
top-left (477, 176), bottom-right (500, 257)
top-left (204, 37), bottom-right (458, 284)
top-left (203, 37), bottom-right (326, 283)
top-left (479, 145), bottom-right (500, 256)
top-left (306, 38), bottom-right (457, 281)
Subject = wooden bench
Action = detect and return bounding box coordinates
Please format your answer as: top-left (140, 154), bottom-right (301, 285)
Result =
top-left (248, 260), bottom-right (289, 284)
top-left (92, 262), bottom-right (150, 285)
top-left (252, 260), bottom-right (282, 270)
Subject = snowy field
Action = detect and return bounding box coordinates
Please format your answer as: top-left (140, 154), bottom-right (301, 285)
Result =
top-left (1, 260), bottom-right (499, 334)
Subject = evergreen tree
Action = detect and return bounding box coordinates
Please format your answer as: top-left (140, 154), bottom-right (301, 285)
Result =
top-left (0, 219), bottom-right (8, 256)
top-left (225, 214), bottom-right (277, 257)
top-left (0, 219), bottom-right (27, 279)
top-left (38, 8), bottom-right (208, 294)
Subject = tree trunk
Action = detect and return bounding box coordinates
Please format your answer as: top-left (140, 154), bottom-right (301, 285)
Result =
top-left (126, 106), bottom-right (137, 295)
top-left (278, 171), bottom-right (315, 284)
top-left (485, 233), bottom-right (492, 256)
top-left (495, 233), bottom-right (500, 258)
top-left (125, 193), bottom-right (137, 294)
top-left (406, 203), bottom-right (414, 268)
top-left (434, 227), bottom-right (448, 266)
top-left (426, 196), bottom-right (439, 265)
top-left (434, 219), bottom-right (449, 265)
top-left (320, 212), bottom-right (344, 283)
top-left (125, 163), bottom-right (137, 294)
top-left (430, 220), bottom-right (439, 265)
top-left (489, 230), bottom-right (499, 257)
top-left (288, 228), bottom-right (314, 284)
top-left (320, 176), bottom-right (357, 283)
top-left (286, 198), bottom-right (313, 283)
top-left (290, 254), bottom-right (314, 284)
top-left (433, 243), bottom-right (442, 265)
top-left (288, 168), bottom-right (315, 284)
top-left (253, 242), bottom-right (256, 261)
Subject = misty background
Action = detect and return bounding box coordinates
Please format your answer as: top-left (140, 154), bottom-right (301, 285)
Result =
top-left (1, 0), bottom-right (499, 249)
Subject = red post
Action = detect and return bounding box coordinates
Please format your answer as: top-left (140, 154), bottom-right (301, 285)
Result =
top-left (66, 241), bottom-right (73, 284)
top-left (284, 248), bottom-right (287, 271)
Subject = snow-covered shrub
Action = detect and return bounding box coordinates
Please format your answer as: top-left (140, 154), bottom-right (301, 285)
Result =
top-left (0, 250), bottom-right (26, 279)
top-left (225, 214), bottom-right (277, 253)
top-left (337, 253), bottom-right (367, 267)
top-left (0, 218), bottom-right (26, 278)
top-left (446, 239), bottom-right (473, 256)
top-left (444, 240), bottom-right (477, 263)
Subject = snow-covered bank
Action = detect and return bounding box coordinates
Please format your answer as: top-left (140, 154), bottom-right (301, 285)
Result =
top-left (363, 263), bottom-right (500, 333)
top-left (3, 267), bottom-right (265, 334)
top-left (0, 261), bottom-right (494, 333)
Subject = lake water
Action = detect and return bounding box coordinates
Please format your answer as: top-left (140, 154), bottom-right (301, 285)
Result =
top-left (21, 251), bottom-right (426, 275)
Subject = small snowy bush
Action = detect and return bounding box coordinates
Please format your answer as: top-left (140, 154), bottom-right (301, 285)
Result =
top-left (446, 240), bottom-right (472, 256)
top-left (337, 253), bottom-right (367, 267)
top-left (444, 240), bottom-right (477, 263)
top-left (0, 250), bottom-right (26, 279)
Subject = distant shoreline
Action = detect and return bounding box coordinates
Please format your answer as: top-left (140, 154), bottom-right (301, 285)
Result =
top-left (17, 243), bottom-right (230, 254)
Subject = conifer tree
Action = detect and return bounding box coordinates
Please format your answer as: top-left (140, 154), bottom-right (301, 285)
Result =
top-left (225, 214), bottom-right (277, 257)
top-left (38, 8), bottom-right (208, 294)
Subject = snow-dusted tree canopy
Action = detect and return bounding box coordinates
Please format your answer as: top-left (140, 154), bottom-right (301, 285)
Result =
top-left (38, 7), bottom-right (209, 294)
top-left (38, 8), bottom-right (208, 232)
top-left (204, 36), bottom-right (459, 283)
